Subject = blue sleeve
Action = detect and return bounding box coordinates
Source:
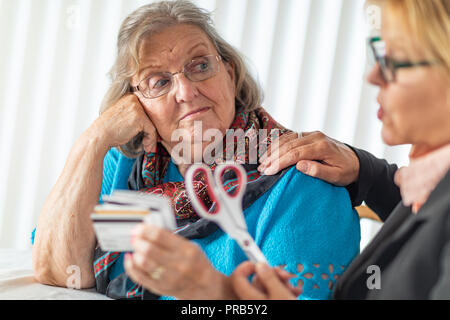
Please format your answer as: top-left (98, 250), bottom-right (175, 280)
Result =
top-left (104, 148), bottom-right (137, 193)
top-left (100, 148), bottom-right (120, 202)
top-left (252, 168), bottom-right (361, 300)
top-left (31, 148), bottom-right (135, 245)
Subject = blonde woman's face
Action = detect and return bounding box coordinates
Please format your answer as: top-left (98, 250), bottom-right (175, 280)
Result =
top-left (367, 14), bottom-right (450, 150)
top-left (131, 24), bottom-right (236, 155)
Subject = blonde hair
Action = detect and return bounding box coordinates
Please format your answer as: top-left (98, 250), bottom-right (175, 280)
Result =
top-left (381, 0), bottom-right (450, 80)
top-left (100, 0), bottom-right (263, 158)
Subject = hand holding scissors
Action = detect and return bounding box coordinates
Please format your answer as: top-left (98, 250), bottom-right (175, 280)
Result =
top-left (186, 163), bottom-right (268, 264)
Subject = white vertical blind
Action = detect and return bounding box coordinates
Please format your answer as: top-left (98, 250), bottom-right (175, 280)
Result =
top-left (0, 0), bottom-right (410, 249)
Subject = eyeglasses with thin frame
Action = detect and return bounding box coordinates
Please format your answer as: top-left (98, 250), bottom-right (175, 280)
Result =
top-left (131, 55), bottom-right (222, 99)
top-left (368, 36), bottom-right (438, 82)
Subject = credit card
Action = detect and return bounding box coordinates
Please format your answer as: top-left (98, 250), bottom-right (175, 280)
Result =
top-left (91, 191), bottom-right (176, 252)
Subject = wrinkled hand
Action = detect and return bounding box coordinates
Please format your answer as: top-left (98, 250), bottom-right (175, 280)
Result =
top-left (258, 131), bottom-right (360, 186)
top-left (231, 262), bottom-right (302, 300)
top-left (92, 94), bottom-right (158, 153)
top-left (124, 224), bottom-right (236, 300)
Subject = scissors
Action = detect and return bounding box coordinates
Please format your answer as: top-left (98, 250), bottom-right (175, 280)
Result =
top-left (186, 163), bottom-right (268, 264)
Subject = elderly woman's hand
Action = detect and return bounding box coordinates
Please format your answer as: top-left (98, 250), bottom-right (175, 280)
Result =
top-left (258, 131), bottom-right (360, 187)
top-left (92, 94), bottom-right (159, 153)
top-left (124, 223), bottom-right (237, 300)
top-left (231, 262), bottom-right (302, 300)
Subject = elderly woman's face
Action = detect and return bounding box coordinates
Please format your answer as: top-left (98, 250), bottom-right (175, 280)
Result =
top-left (131, 24), bottom-right (236, 157)
top-left (367, 13), bottom-right (450, 150)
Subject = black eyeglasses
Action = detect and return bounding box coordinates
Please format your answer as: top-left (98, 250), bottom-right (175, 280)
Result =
top-left (132, 55), bottom-right (222, 99)
top-left (368, 37), bottom-right (438, 82)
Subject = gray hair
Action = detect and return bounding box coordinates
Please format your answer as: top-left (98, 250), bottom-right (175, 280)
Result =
top-left (100, 0), bottom-right (263, 159)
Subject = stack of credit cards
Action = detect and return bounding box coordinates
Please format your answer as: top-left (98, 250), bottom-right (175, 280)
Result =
top-left (91, 191), bottom-right (176, 252)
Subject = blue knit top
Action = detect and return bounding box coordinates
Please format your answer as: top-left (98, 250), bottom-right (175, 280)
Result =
top-left (32, 148), bottom-right (360, 300)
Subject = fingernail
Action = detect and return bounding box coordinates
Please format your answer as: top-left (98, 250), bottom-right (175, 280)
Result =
top-left (264, 167), bottom-right (276, 176)
top-left (255, 262), bottom-right (269, 272)
top-left (280, 269), bottom-right (296, 278)
top-left (131, 223), bottom-right (144, 236)
top-left (131, 226), bottom-right (139, 237)
top-left (298, 162), bottom-right (308, 173)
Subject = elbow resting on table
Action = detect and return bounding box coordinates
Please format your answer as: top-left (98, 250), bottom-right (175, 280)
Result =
top-left (32, 246), bottom-right (96, 289)
top-left (32, 247), bottom-right (66, 287)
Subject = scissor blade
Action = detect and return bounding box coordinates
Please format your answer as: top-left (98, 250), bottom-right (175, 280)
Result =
top-left (218, 198), bottom-right (248, 231)
top-left (229, 229), bottom-right (268, 264)
top-left (242, 246), bottom-right (268, 264)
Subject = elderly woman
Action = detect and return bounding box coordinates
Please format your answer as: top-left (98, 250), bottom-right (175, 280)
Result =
top-left (233, 0), bottom-right (450, 299)
top-left (31, 0), bottom-right (360, 300)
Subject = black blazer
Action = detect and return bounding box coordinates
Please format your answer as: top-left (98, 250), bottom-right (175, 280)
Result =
top-left (335, 147), bottom-right (450, 299)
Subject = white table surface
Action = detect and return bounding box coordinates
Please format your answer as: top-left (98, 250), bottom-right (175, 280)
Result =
top-left (0, 249), bottom-right (111, 300)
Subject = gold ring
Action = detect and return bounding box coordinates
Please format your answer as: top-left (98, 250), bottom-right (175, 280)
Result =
top-left (150, 266), bottom-right (165, 280)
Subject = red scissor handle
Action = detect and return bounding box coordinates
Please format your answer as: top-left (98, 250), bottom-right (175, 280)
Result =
top-left (190, 166), bottom-right (221, 215)
top-left (214, 164), bottom-right (247, 199)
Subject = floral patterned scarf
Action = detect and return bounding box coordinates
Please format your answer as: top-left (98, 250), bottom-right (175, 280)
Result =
top-left (139, 106), bottom-right (291, 222)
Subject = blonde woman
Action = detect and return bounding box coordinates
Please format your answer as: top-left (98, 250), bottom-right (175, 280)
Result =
top-left (233, 0), bottom-right (450, 299)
